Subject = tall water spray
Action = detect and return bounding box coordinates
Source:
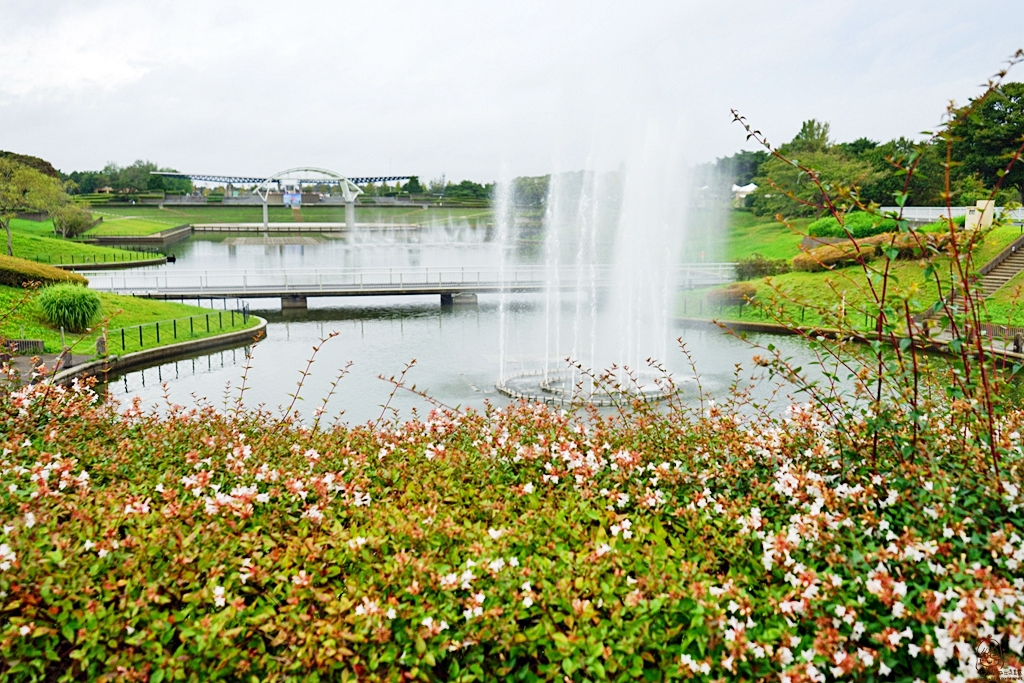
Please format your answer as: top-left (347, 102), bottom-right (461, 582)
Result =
top-left (497, 124), bottom-right (690, 404)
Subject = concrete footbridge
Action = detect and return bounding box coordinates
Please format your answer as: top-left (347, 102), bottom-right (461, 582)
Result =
top-left (86, 264), bottom-right (736, 308)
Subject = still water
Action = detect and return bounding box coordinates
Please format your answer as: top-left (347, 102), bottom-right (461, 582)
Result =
top-left (101, 229), bottom-right (823, 423)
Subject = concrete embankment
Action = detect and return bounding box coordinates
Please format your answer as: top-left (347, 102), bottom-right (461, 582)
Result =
top-left (55, 256), bottom-right (167, 271)
top-left (48, 317), bottom-right (267, 386)
top-left (676, 316), bottom-right (1024, 363)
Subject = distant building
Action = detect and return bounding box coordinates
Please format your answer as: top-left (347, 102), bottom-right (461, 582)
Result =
top-left (731, 183), bottom-right (757, 207)
top-left (965, 200), bottom-right (995, 230)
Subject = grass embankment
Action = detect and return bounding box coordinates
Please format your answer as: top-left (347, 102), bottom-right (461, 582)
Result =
top-left (1, 285), bottom-right (260, 356)
top-left (95, 205), bottom-right (494, 228)
top-left (7, 219), bottom-right (158, 265)
top-left (86, 214), bottom-right (180, 237)
top-left (724, 211), bottom-right (810, 261)
top-left (691, 213), bottom-right (1024, 328)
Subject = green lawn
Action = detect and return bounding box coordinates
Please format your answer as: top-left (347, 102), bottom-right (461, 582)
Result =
top-left (6, 219), bottom-right (159, 264)
top-left (95, 204), bottom-right (494, 227)
top-left (87, 213), bottom-right (181, 236)
top-left (724, 211), bottom-right (810, 261)
top-left (1, 286), bottom-right (260, 356)
top-left (682, 223), bottom-right (1024, 328)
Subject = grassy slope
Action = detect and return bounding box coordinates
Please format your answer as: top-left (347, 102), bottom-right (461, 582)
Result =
top-left (87, 213), bottom-right (181, 236)
top-left (7, 219), bottom-right (156, 263)
top-left (1, 286), bottom-right (259, 355)
top-left (724, 211), bottom-right (810, 260)
top-left (686, 216), bottom-right (1024, 327)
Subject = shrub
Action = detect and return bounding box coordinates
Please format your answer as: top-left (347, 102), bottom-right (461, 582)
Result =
top-left (792, 243), bottom-right (877, 272)
top-left (860, 231), bottom-right (950, 259)
top-left (807, 212), bottom-right (897, 238)
top-left (706, 281), bottom-right (757, 305)
top-left (920, 214), bottom-right (967, 233)
top-left (38, 283), bottom-right (101, 332)
top-left (0, 254), bottom-right (88, 288)
top-left (734, 253), bottom-right (791, 280)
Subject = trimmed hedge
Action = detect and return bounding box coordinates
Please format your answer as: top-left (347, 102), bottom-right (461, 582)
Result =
top-left (707, 282), bottom-right (757, 305)
top-left (807, 212), bottom-right (898, 239)
top-left (792, 243), bottom-right (878, 272)
top-left (734, 253), bottom-right (791, 281)
top-left (0, 254), bottom-right (87, 288)
top-left (920, 214), bottom-right (967, 233)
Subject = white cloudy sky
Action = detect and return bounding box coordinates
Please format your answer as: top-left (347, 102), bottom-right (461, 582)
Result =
top-left (1, 0), bottom-right (1022, 183)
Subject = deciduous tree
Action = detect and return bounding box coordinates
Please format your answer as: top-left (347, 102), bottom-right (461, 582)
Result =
top-left (0, 158), bottom-right (65, 256)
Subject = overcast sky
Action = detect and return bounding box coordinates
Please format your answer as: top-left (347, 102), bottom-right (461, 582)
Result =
top-left (1, 0), bottom-right (1022, 184)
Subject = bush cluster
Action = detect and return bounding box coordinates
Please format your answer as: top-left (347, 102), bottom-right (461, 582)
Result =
top-left (0, 255), bottom-right (87, 289)
top-left (37, 284), bottom-right (101, 333)
top-left (920, 214), bottom-right (967, 233)
top-left (792, 243), bottom-right (878, 272)
top-left (706, 282), bottom-right (757, 305)
top-left (734, 253), bottom-right (791, 280)
top-left (0, 368), bottom-right (1021, 681)
top-left (807, 212), bottom-right (898, 239)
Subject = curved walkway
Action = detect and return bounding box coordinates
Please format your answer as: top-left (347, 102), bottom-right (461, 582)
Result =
top-left (23, 316), bottom-right (268, 387)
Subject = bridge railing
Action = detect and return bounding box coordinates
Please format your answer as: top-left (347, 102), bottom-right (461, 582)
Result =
top-left (85, 264), bottom-right (736, 294)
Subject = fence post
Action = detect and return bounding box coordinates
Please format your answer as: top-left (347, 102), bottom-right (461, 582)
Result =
top-left (190, 317), bottom-right (194, 335)
top-left (219, 311), bottom-right (222, 329)
top-left (206, 314), bottom-right (209, 332)
top-left (173, 319), bottom-right (177, 339)
top-left (156, 322), bottom-right (160, 344)
top-left (138, 326), bottom-right (143, 348)
top-left (121, 328), bottom-right (125, 351)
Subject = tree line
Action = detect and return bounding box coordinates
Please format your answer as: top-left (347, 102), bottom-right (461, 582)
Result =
top-left (711, 82), bottom-right (1024, 217)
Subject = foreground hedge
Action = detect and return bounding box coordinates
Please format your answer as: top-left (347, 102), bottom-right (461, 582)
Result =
top-left (0, 371), bottom-right (1022, 681)
top-left (0, 255), bottom-right (87, 288)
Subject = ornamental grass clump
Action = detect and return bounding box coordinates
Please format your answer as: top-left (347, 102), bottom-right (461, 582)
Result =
top-left (37, 283), bottom-right (101, 333)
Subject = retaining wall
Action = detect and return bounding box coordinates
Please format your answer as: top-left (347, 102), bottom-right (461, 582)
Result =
top-left (50, 317), bottom-right (267, 386)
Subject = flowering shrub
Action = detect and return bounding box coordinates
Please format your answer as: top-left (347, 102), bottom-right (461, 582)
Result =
top-left (1, 363), bottom-right (1022, 682)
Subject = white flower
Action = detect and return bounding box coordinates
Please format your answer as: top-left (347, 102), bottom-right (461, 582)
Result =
top-left (522, 482), bottom-right (535, 494)
top-left (213, 585), bottom-right (226, 608)
top-left (386, 608), bottom-right (397, 620)
top-left (348, 536), bottom-right (367, 550)
top-left (19, 625), bottom-right (31, 636)
top-left (24, 513), bottom-right (35, 528)
top-left (596, 543), bottom-right (613, 556)
top-left (487, 528), bottom-right (505, 540)
top-left (523, 596), bottom-right (534, 607)
top-left (509, 557), bottom-right (520, 567)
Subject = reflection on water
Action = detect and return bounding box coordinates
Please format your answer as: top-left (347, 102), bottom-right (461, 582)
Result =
top-left (104, 296), bottom-right (826, 424)
top-left (101, 224), bottom-right (828, 422)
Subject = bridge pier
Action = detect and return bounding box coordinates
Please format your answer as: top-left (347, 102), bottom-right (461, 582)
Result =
top-left (281, 295), bottom-right (308, 310)
top-left (441, 292), bottom-right (477, 307)
top-left (346, 201), bottom-right (356, 230)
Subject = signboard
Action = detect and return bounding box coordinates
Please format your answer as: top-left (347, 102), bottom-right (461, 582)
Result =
top-left (283, 192), bottom-right (302, 207)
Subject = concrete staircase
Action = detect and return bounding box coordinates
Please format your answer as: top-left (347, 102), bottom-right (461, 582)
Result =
top-left (916, 235), bottom-right (1024, 335)
top-left (978, 245), bottom-right (1024, 296)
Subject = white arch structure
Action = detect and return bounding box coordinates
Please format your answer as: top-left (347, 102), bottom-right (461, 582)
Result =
top-left (252, 167), bottom-right (364, 230)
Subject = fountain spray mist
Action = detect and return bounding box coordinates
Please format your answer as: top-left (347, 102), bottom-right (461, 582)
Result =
top-left (496, 120), bottom-right (692, 404)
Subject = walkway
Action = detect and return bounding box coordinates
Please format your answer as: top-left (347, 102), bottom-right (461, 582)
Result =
top-left (85, 264), bottom-right (736, 306)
